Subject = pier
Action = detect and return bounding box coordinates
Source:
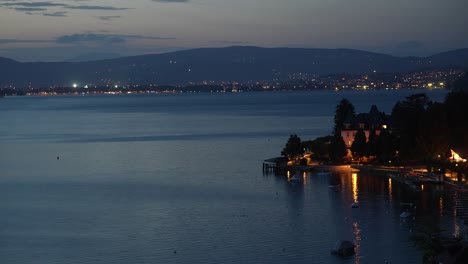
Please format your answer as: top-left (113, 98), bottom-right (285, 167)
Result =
top-left (262, 158), bottom-right (278, 173)
top-left (262, 157), bottom-right (291, 173)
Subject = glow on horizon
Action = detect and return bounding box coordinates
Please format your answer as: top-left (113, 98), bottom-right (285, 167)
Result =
top-left (0, 0), bottom-right (467, 61)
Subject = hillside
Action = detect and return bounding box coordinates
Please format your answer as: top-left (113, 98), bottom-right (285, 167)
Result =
top-left (0, 46), bottom-right (467, 87)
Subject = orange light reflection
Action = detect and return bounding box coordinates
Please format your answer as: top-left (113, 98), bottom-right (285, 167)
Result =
top-left (352, 173), bottom-right (358, 202)
top-left (439, 197), bottom-right (443, 216)
top-left (388, 178), bottom-right (393, 202)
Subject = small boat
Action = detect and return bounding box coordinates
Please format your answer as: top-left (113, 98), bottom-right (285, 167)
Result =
top-left (331, 240), bottom-right (356, 256)
top-left (290, 174), bottom-right (302, 182)
top-left (351, 202), bottom-right (359, 208)
top-left (400, 211), bottom-right (412, 218)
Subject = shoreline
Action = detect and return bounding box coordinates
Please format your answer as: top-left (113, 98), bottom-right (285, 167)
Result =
top-left (264, 160), bottom-right (468, 225)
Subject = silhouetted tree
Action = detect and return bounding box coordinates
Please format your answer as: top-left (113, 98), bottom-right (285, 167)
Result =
top-left (376, 129), bottom-right (396, 162)
top-left (281, 134), bottom-right (304, 160)
top-left (416, 102), bottom-right (450, 158)
top-left (329, 134), bottom-right (347, 163)
top-left (444, 90), bottom-right (468, 149)
top-left (303, 135), bottom-right (333, 158)
top-left (391, 93), bottom-right (430, 160)
top-left (334, 99), bottom-right (355, 135)
top-left (351, 129), bottom-right (367, 157)
top-left (366, 129), bottom-right (378, 157)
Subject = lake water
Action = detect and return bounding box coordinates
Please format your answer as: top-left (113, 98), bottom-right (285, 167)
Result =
top-left (0, 90), bottom-right (464, 264)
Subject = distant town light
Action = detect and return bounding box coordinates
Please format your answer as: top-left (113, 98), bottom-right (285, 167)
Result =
top-left (72, 83), bottom-right (78, 88)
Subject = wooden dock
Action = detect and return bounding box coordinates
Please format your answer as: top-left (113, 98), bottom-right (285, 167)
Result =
top-left (262, 158), bottom-right (278, 172)
top-left (263, 157), bottom-right (288, 173)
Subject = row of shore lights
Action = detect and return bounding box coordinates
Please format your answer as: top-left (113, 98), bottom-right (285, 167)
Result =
top-left (72, 84), bottom-right (119, 89)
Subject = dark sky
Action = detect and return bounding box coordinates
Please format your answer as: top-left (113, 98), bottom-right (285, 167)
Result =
top-left (0, 0), bottom-right (467, 61)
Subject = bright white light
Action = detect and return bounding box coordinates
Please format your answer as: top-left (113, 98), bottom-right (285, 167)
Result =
top-left (73, 83), bottom-right (77, 88)
top-left (451, 149), bottom-right (467, 162)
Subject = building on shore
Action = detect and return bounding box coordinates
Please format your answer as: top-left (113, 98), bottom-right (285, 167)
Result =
top-left (340, 105), bottom-right (389, 148)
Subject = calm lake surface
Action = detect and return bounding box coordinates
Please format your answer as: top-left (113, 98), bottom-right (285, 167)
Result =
top-left (0, 90), bottom-right (465, 264)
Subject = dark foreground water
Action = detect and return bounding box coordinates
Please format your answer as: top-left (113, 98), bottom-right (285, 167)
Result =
top-left (0, 90), bottom-right (465, 264)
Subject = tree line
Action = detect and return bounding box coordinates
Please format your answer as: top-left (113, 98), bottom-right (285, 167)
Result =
top-left (282, 73), bottom-right (468, 172)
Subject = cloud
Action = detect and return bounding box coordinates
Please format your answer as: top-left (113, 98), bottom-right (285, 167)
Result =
top-left (64, 5), bottom-right (131, 11)
top-left (0, 2), bottom-right (67, 8)
top-left (97, 15), bottom-right (122, 21)
top-left (43, 11), bottom-right (67, 17)
top-left (56, 33), bottom-right (125, 44)
top-left (14, 7), bottom-right (47, 12)
top-left (55, 33), bottom-right (175, 45)
top-left (152, 0), bottom-right (190, 2)
top-left (0, 0), bottom-right (189, 19)
top-left (0, 0), bottom-right (132, 16)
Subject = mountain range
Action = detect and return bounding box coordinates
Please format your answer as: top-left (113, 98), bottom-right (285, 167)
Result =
top-left (1, 46), bottom-right (467, 87)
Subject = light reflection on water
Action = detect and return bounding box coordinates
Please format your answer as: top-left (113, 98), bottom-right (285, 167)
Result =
top-left (440, 197), bottom-right (444, 216)
top-left (454, 217), bottom-right (461, 238)
top-left (388, 178), bottom-right (393, 202)
top-left (353, 221), bottom-right (362, 264)
top-left (0, 91), bottom-right (463, 264)
top-left (352, 173), bottom-right (358, 203)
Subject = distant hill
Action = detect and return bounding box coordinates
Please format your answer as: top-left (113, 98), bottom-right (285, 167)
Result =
top-left (0, 46), bottom-right (467, 87)
top-left (0, 57), bottom-right (19, 66)
top-left (428, 48), bottom-right (468, 68)
top-left (66, 52), bottom-right (123, 62)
